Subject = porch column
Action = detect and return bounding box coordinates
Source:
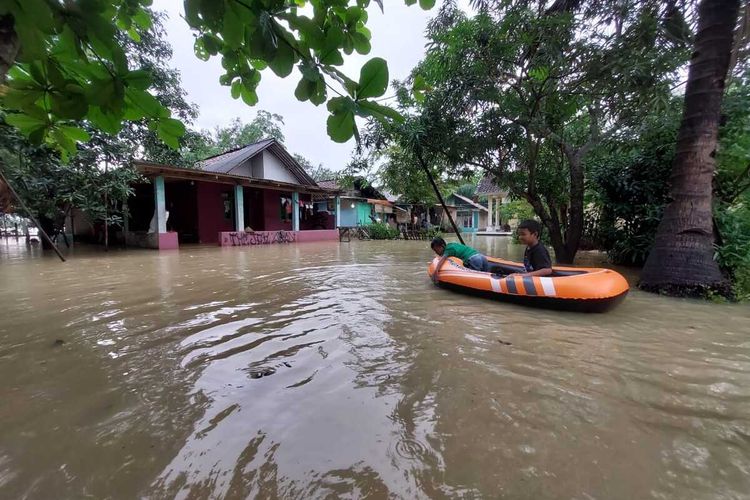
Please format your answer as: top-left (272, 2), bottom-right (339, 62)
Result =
top-left (234, 185), bottom-right (244, 231)
top-left (487, 196), bottom-right (494, 229)
top-left (292, 191), bottom-right (300, 231)
top-left (335, 196), bottom-right (341, 228)
top-left (154, 176), bottom-right (167, 233)
top-left (495, 197), bottom-right (501, 229)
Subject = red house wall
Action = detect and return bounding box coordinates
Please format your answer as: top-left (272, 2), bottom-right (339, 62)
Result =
top-left (262, 189), bottom-right (294, 231)
top-left (197, 181), bottom-right (235, 244)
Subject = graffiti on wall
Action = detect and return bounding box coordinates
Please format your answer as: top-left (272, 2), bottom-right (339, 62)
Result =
top-left (226, 230), bottom-right (297, 246)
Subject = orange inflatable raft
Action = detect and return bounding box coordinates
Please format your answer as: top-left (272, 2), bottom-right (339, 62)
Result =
top-left (428, 256), bottom-right (629, 313)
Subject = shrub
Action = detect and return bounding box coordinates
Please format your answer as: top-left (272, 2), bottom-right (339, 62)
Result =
top-left (366, 222), bottom-right (400, 240)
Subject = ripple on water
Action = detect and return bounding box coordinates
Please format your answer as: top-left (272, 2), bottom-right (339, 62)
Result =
top-left (392, 438), bottom-right (430, 462)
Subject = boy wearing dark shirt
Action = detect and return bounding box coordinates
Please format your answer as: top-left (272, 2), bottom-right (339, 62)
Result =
top-left (509, 220), bottom-right (553, 277)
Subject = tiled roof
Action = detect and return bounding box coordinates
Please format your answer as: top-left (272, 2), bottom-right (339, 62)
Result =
top-left (476, 174), bottom-right (503, 195)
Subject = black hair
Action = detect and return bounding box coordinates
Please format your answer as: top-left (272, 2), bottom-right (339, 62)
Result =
top-left (431, 236), bottom-right (446, 250)
top-left (518, 219), bottom-right (542, 237)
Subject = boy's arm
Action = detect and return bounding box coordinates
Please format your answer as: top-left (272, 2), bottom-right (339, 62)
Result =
top-left (432, 255), bottom-right (450, 284)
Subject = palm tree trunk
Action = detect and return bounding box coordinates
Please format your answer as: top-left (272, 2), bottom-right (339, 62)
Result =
top-left (640, 0), bottom-right (740, 298)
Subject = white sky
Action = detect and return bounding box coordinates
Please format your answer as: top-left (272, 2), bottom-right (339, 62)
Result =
top-left (151, 0), bottom-right (447, 171)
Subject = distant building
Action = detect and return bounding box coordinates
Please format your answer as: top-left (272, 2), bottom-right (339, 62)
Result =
top-left (447, 193), bottom-right (489, 233)
top-left (476, 174), bottom-right (510, 231)
top-left (127, 139), bottom-right (342, 249)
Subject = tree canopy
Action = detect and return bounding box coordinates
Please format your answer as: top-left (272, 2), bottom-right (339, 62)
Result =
top-left (0, 0), bottom-right (435, 159)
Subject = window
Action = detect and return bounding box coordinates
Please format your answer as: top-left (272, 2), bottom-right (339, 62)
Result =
top-left (222, 192), bottom-right (233, 220)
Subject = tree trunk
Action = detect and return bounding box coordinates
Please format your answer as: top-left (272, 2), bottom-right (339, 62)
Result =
top-left (640, 0), bottom-right (739, 298)
top-left (0, 14), bottom-right (19, 83)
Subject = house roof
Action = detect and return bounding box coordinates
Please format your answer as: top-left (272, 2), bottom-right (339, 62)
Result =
top-left (452, 193), bottom-right (488, 212)
top-left (316, 177), bottom-right (387, 200)
top-left (196, 138), bottom-right (317, 186)
top-left (476, 174), bottom-right (504, 195)
top-left (133, 161), bottom-right (338, 194)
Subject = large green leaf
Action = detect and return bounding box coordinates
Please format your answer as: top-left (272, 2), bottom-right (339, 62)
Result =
top-left (88, 107), bottom-right (123, 135)
top-left (357, 100), bottom-right (404, 124)
top-left (50, 92), bottom-right (89, 120)
top-left (268, 41), bottom-right (295, 78)
top-left (123, 69), bottom-right (152, 90)
top-left (357, 57), bottom-right (388, 99)
top-left (58, 125), bottom-right (91, 143)
top-left (222, 9), bottom-right (245, 48)
top-left (4, 113), bottom-right (48, 135)
top-left (126, 88), bottom-right (165, 118)
top-left (419, 0), bottom-right (436, 9)
top-left (327, 108), bottom-right (355, 143)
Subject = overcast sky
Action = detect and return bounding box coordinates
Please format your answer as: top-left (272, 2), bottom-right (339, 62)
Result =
top-left (151, 0), bottom-right (449, 171)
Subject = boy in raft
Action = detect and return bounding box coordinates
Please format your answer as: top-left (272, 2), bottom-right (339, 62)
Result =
top-left (508, 219), bottom-right (553, 277)
top-left (430, 237), bottom-right (489, 282)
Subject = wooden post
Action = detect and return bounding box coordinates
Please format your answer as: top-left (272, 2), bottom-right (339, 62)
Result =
top-left (415, 151), bottom-right (465, 245)
top-left (0, 164), bottom-right (66, 262)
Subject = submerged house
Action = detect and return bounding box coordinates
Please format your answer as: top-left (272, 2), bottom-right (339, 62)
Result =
top-left (447, 193), bottom-right (489, 233)
top-left (127, 139), bottom-right (341, 249)
top-left (316, 177), bottom-right (395, 227)
top-left (476, 175), bottom-right (510, 231)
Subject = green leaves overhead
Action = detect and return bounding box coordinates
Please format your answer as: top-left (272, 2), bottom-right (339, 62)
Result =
top-left (1, 1), bottom-right (177, 159)
top-left (327, 97), bottom-right (356, 143)
top-left (357, 57), bottom-right (389, 99)
top-left (2, 0), bottom-right (437, 158)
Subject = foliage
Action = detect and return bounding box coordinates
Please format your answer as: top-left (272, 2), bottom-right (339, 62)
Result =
top-left (1, 0), bottom-right (434, 155)
top-left (359, 0), bottom-right (690, 263)
top-left (366, 222), bottom-right (399, 239)
top-left (0, 122), bottom-right (139, 233)
top-left (715, 201), bottom-right (750, 301)
top-left (292, 153), bottom-right (337, 182)
top-left (586, 105), bottom-right (680, 265)
top-left (498, 199), bottom-right (535, 225)
top-left (455, 182), bottom-right (476, 200)
top-left (0, 1), bottom-right (183, 159)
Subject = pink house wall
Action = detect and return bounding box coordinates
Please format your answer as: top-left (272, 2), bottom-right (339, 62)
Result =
top-left (197, 181), bottom-right (235, 244)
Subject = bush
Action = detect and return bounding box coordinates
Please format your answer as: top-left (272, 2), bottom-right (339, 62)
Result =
top-left (715, 201), bottom-right (750, 300)
top-left (366, 222), bottom-right (400, 240)
top-left (586, 111), bottom-right (678, 265)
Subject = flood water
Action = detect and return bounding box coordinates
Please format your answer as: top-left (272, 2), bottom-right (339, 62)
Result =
top-left (1, 236), bottom-right (749, 499)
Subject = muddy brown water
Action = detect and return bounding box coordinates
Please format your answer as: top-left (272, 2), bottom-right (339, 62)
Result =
top-left (1, 236), bottom-right (749, 499)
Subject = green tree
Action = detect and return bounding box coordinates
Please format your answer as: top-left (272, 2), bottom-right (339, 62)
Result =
top-left (362, 1), bottom-right (688, 263)
top-left (0, 0), bottom-right (432, 157)
top-left (293, 153), bottom-right (337, 181)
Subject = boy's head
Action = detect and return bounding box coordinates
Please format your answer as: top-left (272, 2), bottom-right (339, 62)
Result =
top-left (517, 219), bottom-right (542, 246)
top-left (431, 236), bottom-right (447, 256)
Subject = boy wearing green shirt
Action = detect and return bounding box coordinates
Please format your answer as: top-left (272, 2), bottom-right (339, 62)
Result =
top-left (430, 237), bottom-right (489, 276)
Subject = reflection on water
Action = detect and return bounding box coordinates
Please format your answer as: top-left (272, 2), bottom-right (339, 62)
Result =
top-left (1, 237), bottom-right (749, 499)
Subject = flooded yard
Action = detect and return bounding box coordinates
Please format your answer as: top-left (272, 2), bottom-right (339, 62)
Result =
top-left (1, 237), bottom-right (749, 499)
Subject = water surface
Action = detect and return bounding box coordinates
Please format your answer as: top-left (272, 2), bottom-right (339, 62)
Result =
top-left (1, 237), bottom-right (749, 499)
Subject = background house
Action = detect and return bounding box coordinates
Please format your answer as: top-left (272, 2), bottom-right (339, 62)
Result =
top-left (128, 139), bottom-right (340, 249)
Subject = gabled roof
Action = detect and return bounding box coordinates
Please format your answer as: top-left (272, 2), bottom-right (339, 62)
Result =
top-left (317, 179), bottom-right (338, 190)
top-left (196, 138), bottom-right (317, 186)
top-left (316, 177), bottom-right (386, 200)
top-left (476, 174), bottom-right (504, 195)
top-left (452, 193), bottom-right (488, 212)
